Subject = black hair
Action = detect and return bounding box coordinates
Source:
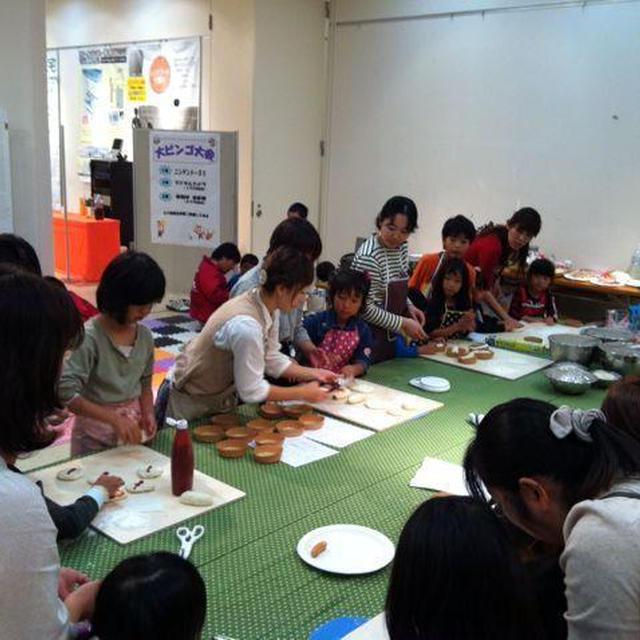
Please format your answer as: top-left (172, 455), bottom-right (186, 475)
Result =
top-left (385, 496), bottom-right (540, 640)
top-left (430, 257), bottom-right (471, 312)
top-left (211, 242), bottom-right (241, 263)
top-left (464, 398), bottom-right (640, 510)
top-left (0, 233), bottom-right (42, 275)
top-left (375, 196), bottom-right (418, 233)
top-left (476, 207), bottom-right (541, 273)
top-left (92, 552), bottom-right (206, 640)
top-left (262, 246), bottom-right (314, 294)
top-left (267, 218), bottom-right (322, 261)
top-left (441, 215), bottom-right (476, 243)
top-left (602, 376), bottom-right (640, 443)
top-left (96, 251), bottom-right (166, 325)
top-left (528, 258), bottom-right (555, 280)
top-left (287, 201), bottom-right (309, 219)
top-left (316, 260), bottom-right (336, 282)
top-left (0, 266), bottom-right (83, 456)
top-left (240, 253), bottom-right (259, 269)
top-left (328, 268), bottom-right (370, 316)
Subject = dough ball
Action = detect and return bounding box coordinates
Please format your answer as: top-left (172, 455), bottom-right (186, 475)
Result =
top-left (365, 398), bottom-right (387, 410)
top-left (331, 389), bottom-right (349, 402)
top-left (401, 398), bottom-right (422, 411)
top-left (179, 491), bottom-right (214, 507)
top-left (347, 392), bottom-right (366, 405)
top-left (137, 464), bottom-right (163, 479)
top-left (349, 381), bottom-right (374, 394)
top-left (126, 479), bottom-right (155, 493)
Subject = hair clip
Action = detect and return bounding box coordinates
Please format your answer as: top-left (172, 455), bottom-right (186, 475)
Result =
top-left (258, 269), bottom-right (267, 286)
top-left (549, 406), bottom-right (604, 443)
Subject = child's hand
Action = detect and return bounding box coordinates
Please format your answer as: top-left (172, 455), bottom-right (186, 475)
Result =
top-left (298, 381), bottom-right (330, 404)
top-left (92, 473), bottom-right (124, 499)
top-left (111, 413), bottom-right (142, 445)
top-left (503, 317), bottom-right (523, 332)
top-left (310, 368), bottom-right (338, 385)
top-left (340, 364), bottom-right (360, 379)
top-left (459, 311), bottom-right (476, 332)
top-left (64, 579), bottom-right (102, 622)
top-left (58, 567), bottom-right (90, 600)
top-left (308, 348), bottom-right (332, 369)
top-left (544, 316), bottom-right (556, 326)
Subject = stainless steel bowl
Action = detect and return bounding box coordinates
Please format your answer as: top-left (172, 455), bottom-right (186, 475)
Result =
top-left (599, 342), bottom-right (640, 376)
top-left (545, 362), bottom-right (597, 395)
top-left (591, 369), bottom-right (623, 389)
top-left (548, 334), bottom-right (600, 364)
top-left (581, 327), bottom-right (634, 343)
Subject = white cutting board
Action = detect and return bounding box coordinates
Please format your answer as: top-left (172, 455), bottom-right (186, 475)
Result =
top-left (309, 381), bottom-right (443, 431)
top-left (420, 340), bottom-right (551, 380)
top-left (28, 445), bottom-right (245, 544)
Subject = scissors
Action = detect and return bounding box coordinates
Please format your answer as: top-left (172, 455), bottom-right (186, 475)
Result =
top-left (176, 524), bottom-right (205, 559)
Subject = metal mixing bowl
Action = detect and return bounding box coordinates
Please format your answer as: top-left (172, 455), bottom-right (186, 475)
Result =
top-left (581, 327), bottom-right (634, 343)
top-left (599, 342), bottom-right (640, 376)
top-left (545, 362), bottom-right (597, 395)
top-left (548, 334), bottom-right (600, 364)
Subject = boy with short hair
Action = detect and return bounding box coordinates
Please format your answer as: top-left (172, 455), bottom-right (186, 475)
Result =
top-left (409, 215), bottom-right (477, 309)
top-left (228, 253), bottom-right (259, 291)
top-left (189, 242), bottom-right (241, 323)
top-left (286, 201), bottom-right (308, 219)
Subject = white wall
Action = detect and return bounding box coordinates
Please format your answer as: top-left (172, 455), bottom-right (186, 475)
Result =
top-left (0, 0), bottom-right (53, 271)
top-left (324, 0), bottom-right (640, 269)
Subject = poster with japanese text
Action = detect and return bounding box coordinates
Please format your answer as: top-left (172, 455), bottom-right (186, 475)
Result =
top-left (150, 132), bottom-right (220, 247)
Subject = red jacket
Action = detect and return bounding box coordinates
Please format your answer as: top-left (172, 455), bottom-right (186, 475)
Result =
top-left (465, 233), bottom-right (504, 290)
top-left (68, 290), bottom-right (99, 323)
top-left (189, 257), bottom-right (229, 323)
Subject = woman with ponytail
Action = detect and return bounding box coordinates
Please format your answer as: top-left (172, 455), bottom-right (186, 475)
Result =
top-left (464, 398), bottom-right (640, 640)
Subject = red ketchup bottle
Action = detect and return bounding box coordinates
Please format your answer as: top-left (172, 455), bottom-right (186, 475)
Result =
top-left (171, 419), bottom-right (194, 496)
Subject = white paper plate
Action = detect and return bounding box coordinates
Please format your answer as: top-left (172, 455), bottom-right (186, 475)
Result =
top-left (419, 376), bottom-right (451, 392)
top-left (297, 524), bottom-right (395, 575)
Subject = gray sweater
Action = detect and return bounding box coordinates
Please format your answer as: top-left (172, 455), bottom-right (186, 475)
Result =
top-left (560, 478), bottom-right (640, 639)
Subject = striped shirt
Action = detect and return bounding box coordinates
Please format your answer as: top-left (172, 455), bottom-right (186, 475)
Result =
top-left (351, 234), bottom-right (409, 332)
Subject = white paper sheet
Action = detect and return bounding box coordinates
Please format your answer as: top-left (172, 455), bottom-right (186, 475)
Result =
top-left (343, 613), bottom-right (389, 640)
top-left (410, 457), bottom-right (470, 495)
top-left (279, 437), bottom-right (339, 467)
top-left (303, 416), bottom-right (374, 449)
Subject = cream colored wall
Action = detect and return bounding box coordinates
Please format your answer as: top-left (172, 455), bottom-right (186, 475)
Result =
top-left (0, 0), bottom-right (53, 271)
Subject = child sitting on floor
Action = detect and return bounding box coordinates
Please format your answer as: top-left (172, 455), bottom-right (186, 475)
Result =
top-left (59, 251), bottom-right (166, 455)
top-left (91, 552), bottom-right (206, 640)
top-left (190, 242), bottom-right (241, 324)
top-left (228, 252), bottom-right (259, 290)
top-left (303, 268), bottom-right (373, 378)
top-left (509, 258), bottom-right (557, 325)
top-left (422, 257), bottom-right (475, 339)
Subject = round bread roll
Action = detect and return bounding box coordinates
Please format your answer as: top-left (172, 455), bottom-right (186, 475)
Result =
top-left (254, 431), bottom-right (284, 446)
top-left (56, 466), bottom-right (84, 481)
top-left (348, 381), bottom-right (374, 394)
top-left (225, 427), bottom-right (256, 442)
top-left (247, 418), bottom-right (274, 432)
top-left (253, 444), bottom-right (282, 464)
top-left (276, 420), bottom-right (304, 438)
top-left (259, 403), bottom-right (285, 419)
top-left (474, 349), bottom-right (494, 360)
top-left (193, 425), bottom-right (226, 444)
top-left (209, 413), bottom-right (241, 428)
top-left (330, 388), bottom-right (349, 402)
top-left (216, 439), bottom-right (248, 458)
top-left (433, 341), bottom-right (447, 353)
top-left (524, 335), bottom-right (544, 344)
top-left (283, 404), bottom-right (313, 418)
top-left (299, 413), bottom-right (324, 430)
top-left (179, 490), bottom-right (214, 507)
top-left (458, 353), bottom-right (477, 365)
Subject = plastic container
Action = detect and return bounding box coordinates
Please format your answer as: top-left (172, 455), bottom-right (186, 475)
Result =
top-left (629, 242), bottom-right (640, 279)
top-left (171, 419), bottom-right (194, 496)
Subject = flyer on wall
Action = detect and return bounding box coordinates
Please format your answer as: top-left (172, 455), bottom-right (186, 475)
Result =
top-left (149, 131), bottom-right (221, 247)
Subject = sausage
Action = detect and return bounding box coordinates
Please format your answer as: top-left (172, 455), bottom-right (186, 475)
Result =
top-left (310, 540), bottom-right (327, 558)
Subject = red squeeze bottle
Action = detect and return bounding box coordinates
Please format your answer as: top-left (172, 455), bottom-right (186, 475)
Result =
top-left (171, 419), bottom-right (194, 496)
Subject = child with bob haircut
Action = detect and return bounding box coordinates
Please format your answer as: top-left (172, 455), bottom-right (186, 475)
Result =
top-left (303, 268), bottom-right (373, 378)
top-left (509, 258), bottom-right (557, 324)
top-left (420, 257), bottom-right (475, 339)
top-left (601, 375), bottom-right (640, 442)
top-left (466, 207), bottom-right (541, 332)
top-left (165, 247), bottom-right (335, 422)
top-left (464, 397), bottom-right (640, 639)
top-left (351, 195), bottom-right (427, 363)
top-left (190, 241), bottom-right (241, 324)
top-left (59, 251), bottom-right (166, 455)
top-left (91, 552), bottom-right (206, 640)
top-left (409, 214), bottom-right (477, 304)
top-left (383, 496), bottom-right (540, 640)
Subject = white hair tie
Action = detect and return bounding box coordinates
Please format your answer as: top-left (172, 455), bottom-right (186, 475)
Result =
top-left (549, 406), bottom-right (604, 443)
top-left (258, 268), bottom-right (268, 286)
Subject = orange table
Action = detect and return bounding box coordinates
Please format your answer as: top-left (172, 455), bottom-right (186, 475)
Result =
top-left (52, 214), bottom-right (120, 282)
